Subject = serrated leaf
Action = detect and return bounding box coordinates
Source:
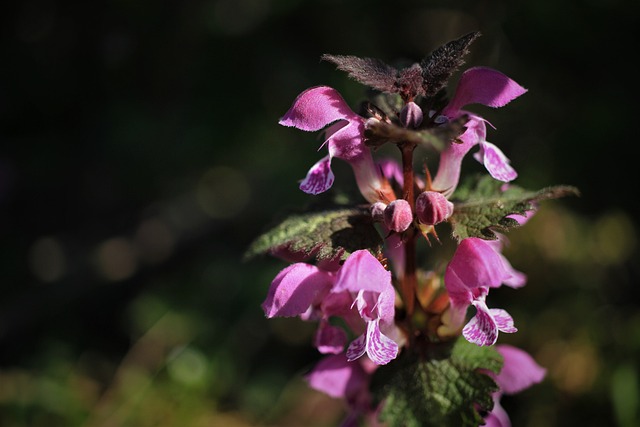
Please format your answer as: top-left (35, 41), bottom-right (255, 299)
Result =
top-left (244, 206), bottom-right (383, 262)
top-left (449, 175), bottom-right (580, 241)
top-left (421, 31), bottom-right (481, 97)
top-left (371, 337), bottom-right (503, 427)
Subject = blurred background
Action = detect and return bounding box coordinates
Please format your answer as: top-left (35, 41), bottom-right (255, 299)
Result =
top-left (1, 0), bottom-right (638, 426)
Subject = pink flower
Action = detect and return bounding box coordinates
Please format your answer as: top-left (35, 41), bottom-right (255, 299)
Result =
top-left (279, 86), bottom-right (387, 203)
top-left (332, 250), bottom-right (400, 365)
top-left (444, 237), bottom-right (524, 346)
top-left (261, 262), bottom-right (352, 354)
top-left (262, 263), bottom-right (335, 318)
top-left (306, 353), bottom-right (383, 427)
top-left (432, 67), bottom-right (527, 196)
top-left (483, 345), bottom-right (546, 427)
top-left (262, 250), bottom-right (399, 364)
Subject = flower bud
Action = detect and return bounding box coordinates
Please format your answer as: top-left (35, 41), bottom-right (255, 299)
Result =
top-left (370, 202), bottom-right (387, 222)
top-left (415, 191), bottom-right (454, 225)
top-left (399, 101), bottom-right (423, 129)
top-left (384, 199), bottom-right (413, 232)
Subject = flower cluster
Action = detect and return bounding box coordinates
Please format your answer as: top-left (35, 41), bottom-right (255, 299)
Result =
top-left (250, 32), bottom-right (574, 427)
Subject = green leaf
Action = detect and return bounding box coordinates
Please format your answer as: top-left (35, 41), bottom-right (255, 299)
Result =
top-left (244, 206), bottom-right (383, 262)
top-left (449, 175), bottom-right (580, 241)
top-left (371, 338), bottom-right (503, 427)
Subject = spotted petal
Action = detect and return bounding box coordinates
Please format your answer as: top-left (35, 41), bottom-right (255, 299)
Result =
top-left (364, 319), bottom-right (399, 365)
top-left (463, 301), bottom-right (517, 346)
top-left (299, 155), bottom-right (335, 195)
top-left (474, 141), bottom-right (517, 182)
top-left (346, 334), bottom-right (367, 362)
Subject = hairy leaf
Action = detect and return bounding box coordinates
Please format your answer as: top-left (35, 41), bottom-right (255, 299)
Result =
top-left (371, 338), bottom-right (503, 427)
top-left (323, 55), bottom-right (427, 102)
top-left (244, 206), bottom-right (383, 262)
top-left (450, 175), bottom-right (580, 241)
top-left (421, 32), bottom-right (481, 97)
top-left (322, 54), bottom-right (399, 94)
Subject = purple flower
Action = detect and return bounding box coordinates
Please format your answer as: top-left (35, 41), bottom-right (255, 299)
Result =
top-left (279, 86), bottom-right (388, 203)
top-left (261, 263), bottom-right (335, 319)
top-left (431, 67), bottom-right (527, 196)
top-left (306, 353), bottom-right (383, 427)
top-left (262, 262), bottom-right (351, 353)
top-left (483, 345), bottom-right (546, 427)
top-left (262, 250), bottom-right (400, 364)
top-left (332, 250), bottom-right (400, 365)
top-left (444, 237), bottom-right (523, 346)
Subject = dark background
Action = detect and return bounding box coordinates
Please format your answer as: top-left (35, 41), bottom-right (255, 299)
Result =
top-left (1, 0), bottom-right (638, 426)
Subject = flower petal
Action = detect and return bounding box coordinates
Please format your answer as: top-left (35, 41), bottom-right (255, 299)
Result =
top-left (463, 305), bottom-right (499, 347)
top-left (306, 353), bottom-right (368, 399)
top-left (463, 300), bottom-right (516, 346)
top-left (442, 67), bottom-right (527, 117)
top-left (484, 238), bottom-right (527, 289)
top-left (364, 319), bottom-right (399, 365)
top-left (473, 141), bottom-right (517, 182)
top-left (280, 86), bottom-right (359, 131)
top-left (376, 158), bottom-right (404, 187)
top-left (333, 250), bottom-right (395, 323)
top-left (333, 250), bottom-right (392, 295)
top-left (491, 308), bottom-right (518, 333)
top-left (431, 115), bottom-right (486, 197)
top-left (300, 155), bottom-right (335, 195)
top-left (483, 395), bottom-right (511, 427)
top-left (262, 263), bottom-right (334, 318)
top-left (346, 334), bottom-right (367, 362)
top-left (495, 344), bottom-right (546, 394)
top-left (315, 320), bottom-right (348, 354)
top-left (327, 120), bottom-right (367, 162)
top-left (445, 237), bottom-right (518, 293)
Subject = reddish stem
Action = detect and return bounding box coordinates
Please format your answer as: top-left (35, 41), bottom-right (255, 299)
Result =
top-left (400, 142), bottom-right (417, 317)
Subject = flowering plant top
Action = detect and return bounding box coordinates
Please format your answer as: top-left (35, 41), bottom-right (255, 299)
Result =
top-left (246, 31), bottom-right (578, 427)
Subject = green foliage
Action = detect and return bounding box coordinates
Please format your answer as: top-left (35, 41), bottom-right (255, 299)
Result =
top-left (450, 175), bottom-right (580, 241)
top-left (244, 206), bottom-right (383, 262)
top-left (371, 337), bottom-right (503, 427)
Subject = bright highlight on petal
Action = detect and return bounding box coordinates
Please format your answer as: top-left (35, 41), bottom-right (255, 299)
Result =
top-left (279, 86), bottom-right (359, 131)
top-left (262, 263), bottom-right (334, 318)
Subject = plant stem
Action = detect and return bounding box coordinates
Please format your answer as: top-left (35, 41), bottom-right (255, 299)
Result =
top-left (400, 141), bottom-right (418, 318)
